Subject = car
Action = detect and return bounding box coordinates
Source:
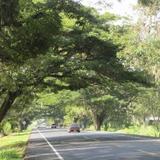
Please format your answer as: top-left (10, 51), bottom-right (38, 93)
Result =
top-left (51, 124), bottom-right (57, 128)
top-left (69, 123), bottom-right (80, 133)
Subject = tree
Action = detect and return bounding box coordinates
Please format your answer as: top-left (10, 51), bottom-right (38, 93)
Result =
top-left (0, 0), bottom-right (19, 26)
top-left (117, 0), bottom-right (160, 85)
top-left (115, 1), bottom-right (160, 134)
top-left (79, 79), bottom-right (140, 131)
top-left (0, 0), bottom-right (150, 125)
top-left (0, 0), bottom-right (120, 123)
top-left (132, 88), bottom-right (160, 136)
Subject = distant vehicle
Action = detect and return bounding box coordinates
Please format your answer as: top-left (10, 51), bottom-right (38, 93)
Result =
top-left (51, 124), bottom-right (57, 128)
top-left (69, 123), bottom-right (80, 133)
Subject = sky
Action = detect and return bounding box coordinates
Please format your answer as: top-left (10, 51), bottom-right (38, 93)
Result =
top-left (79, 0), bottom-right (138, 21)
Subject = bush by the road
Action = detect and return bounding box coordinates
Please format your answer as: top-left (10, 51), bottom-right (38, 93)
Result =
top-left (1, 122), bottom-right (12, 136)
top-left (0, 131), bottom-right (30, 160)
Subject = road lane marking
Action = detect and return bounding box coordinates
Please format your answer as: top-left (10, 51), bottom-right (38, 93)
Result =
top-left (57, 146), bottom-right (109, 152)
top-left (83, 135), bottom-right (98, 141)
top-left (37, 129), bottom-right (64, 160)
top-left (138, 149), bottom-right (160, 157)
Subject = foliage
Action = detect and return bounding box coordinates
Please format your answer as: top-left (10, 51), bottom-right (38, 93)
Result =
top-left (115, 1), bottom-right (160, 136)
top-left (132, 88), bottom-right (160, 130)
top-left (79, 79), bottom-right (140, 130)
top-left (64, 105), bottom-right (87, 125)
top-left (138, 0), bottom-right (160, 12)
top-left (0, 0), bottom-right (122, 123)
top-left (0, 0), bottom-right (159, 136)
top-left (0, 0), bottom-right (19, 26)
top-left (1, 121), bottom-right (12, 136)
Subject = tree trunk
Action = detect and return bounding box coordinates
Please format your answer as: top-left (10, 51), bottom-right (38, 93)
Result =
top-left (94, 115), bottom-right (104, 131)
top-left (96, 120), bottom-right (101, 131)
top-left (0, 90), bottom-right (20, 123)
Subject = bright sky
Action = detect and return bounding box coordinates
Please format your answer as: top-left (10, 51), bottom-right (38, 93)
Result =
top-left (80, 0), bottom-right (138, 20)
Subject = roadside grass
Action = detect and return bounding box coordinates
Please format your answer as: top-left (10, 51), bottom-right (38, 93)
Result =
top-left (116, 125), bottom-right (160, 137)
top-left (86, 125), bottom-right (159, 137)
top-left (0, 131), bottom-right (31, 160)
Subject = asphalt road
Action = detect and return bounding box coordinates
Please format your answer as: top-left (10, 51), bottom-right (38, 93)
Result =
top-left (24, 128), bottom-right (160, 160)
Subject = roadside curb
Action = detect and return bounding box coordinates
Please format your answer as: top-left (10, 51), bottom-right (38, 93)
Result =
top-left (23, 130), bottom-right (33, 160)
top-left (123, 133), bottom-right (160, 139)
top-left (91, 130), bottom-right (160, 139)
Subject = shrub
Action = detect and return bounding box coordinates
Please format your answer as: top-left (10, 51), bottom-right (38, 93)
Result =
top-left (2, 122), bottom-right (12, 136)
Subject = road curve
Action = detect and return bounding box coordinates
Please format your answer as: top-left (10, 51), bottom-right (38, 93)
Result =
top-left (24, 128), bottom-right (160, 160)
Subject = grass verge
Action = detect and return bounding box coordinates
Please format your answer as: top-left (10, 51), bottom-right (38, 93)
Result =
top-left (87, 125), bottom-right (159, 137)
top-left (0, 131), bottom-right (31, 160)
top-left (117, 125), bottom-right (160, 137)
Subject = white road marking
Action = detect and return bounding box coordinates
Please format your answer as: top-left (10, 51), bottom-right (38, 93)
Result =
top-left (83, 135), bottom-right (98, 141)
top-left (37, 129), bottom-right (64, 160)
top-left (57, 146), bottom-right (108, 152)
top-left (138, 149), bottom-right (160, 157)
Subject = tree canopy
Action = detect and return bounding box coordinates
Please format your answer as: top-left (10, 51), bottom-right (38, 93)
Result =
top-left (0, 0), bottom-right (159, 134)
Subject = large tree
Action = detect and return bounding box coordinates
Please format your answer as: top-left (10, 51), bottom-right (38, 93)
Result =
top-left (0, 0), bottom-right (119, 123)
top-left (0, 0), bottom-right (150, 125)
top-left (80, 78), bottom-right (140, 131)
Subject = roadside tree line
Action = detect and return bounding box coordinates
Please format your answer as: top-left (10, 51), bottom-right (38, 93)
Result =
top-left (0, 0), bottom-right (159, 135)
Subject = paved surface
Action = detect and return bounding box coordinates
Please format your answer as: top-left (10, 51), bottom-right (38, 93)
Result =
top-left (24, 128), bottom-right (160, 160)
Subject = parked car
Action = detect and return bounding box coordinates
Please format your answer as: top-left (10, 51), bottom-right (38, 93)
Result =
top-left (51, 124), bottom-right (57, 128)
top-left (69, 123), bottom-right (80, 133)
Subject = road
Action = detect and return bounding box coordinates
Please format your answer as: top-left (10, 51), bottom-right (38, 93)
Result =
top-left (24, 128), bottom-right (160, 160)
